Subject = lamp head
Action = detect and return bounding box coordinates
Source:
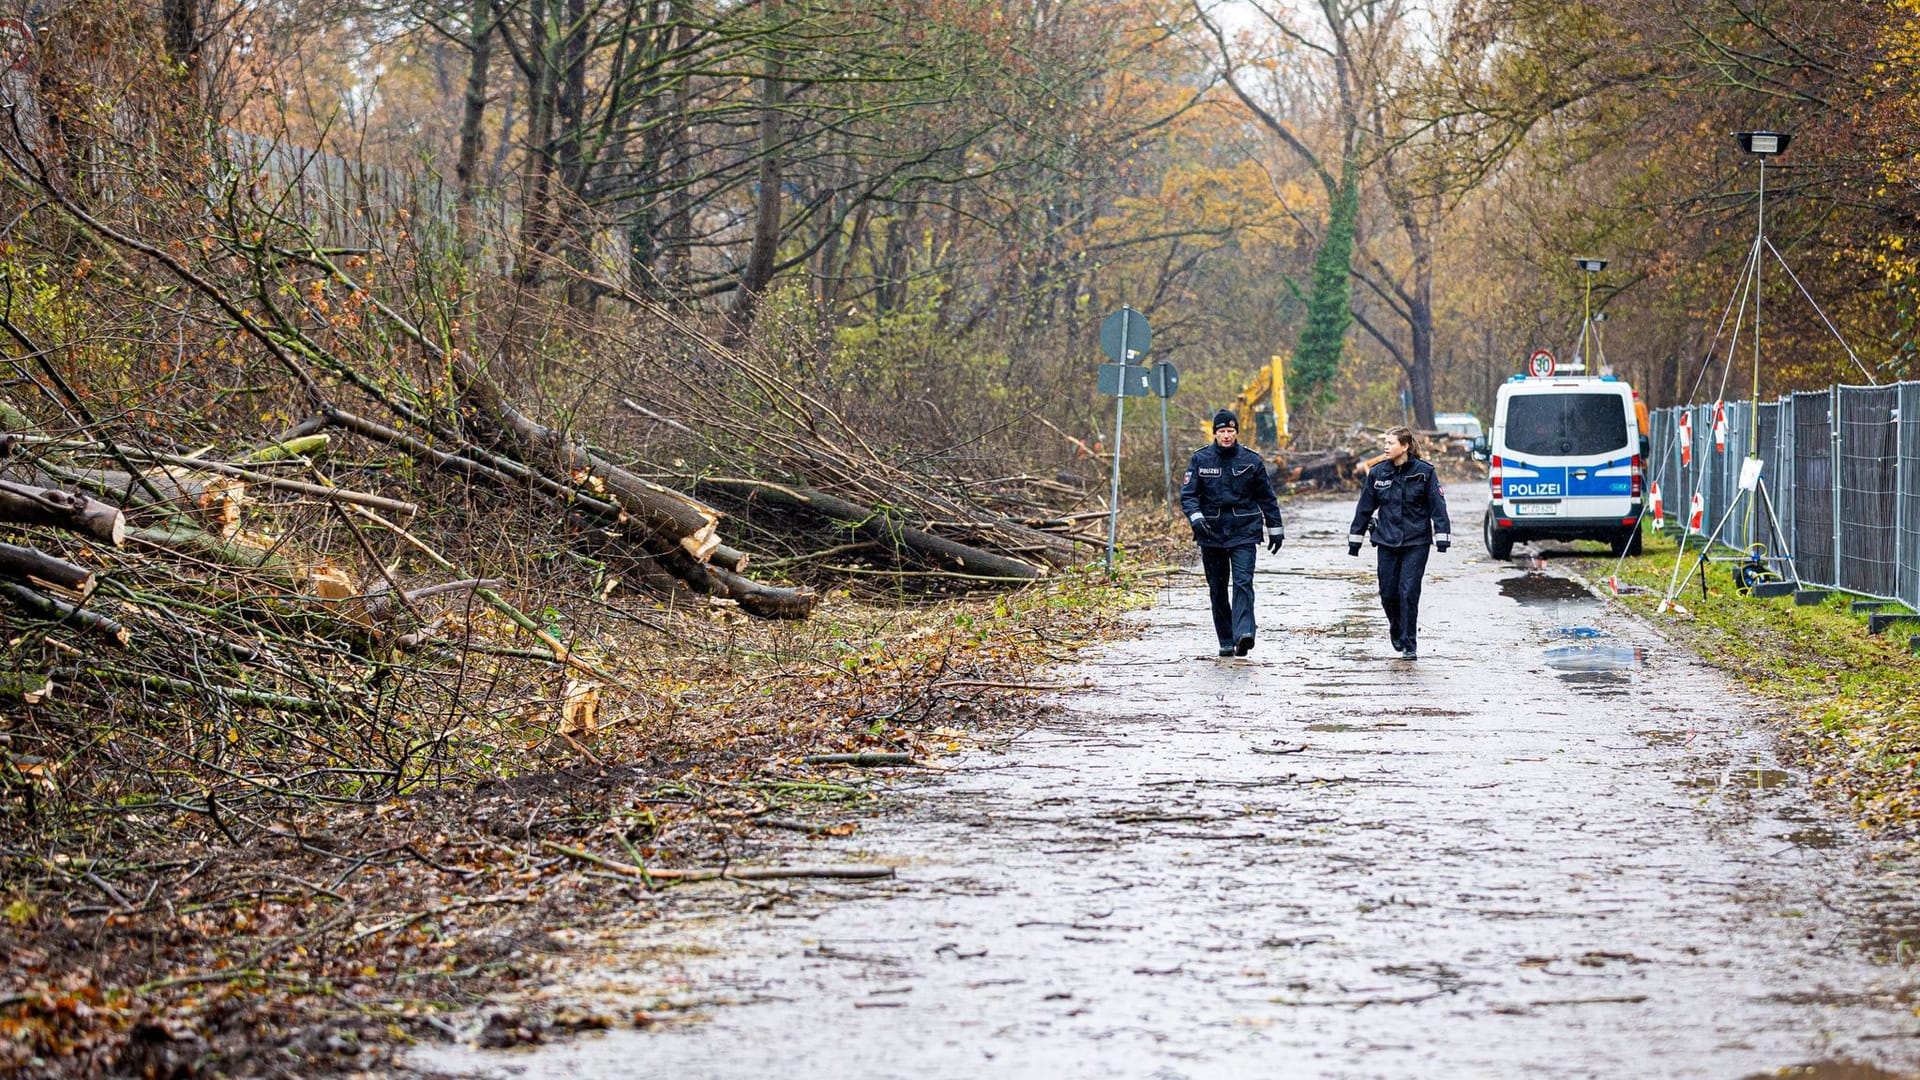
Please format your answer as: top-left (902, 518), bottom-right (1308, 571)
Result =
top-left (1736, 130), bottom-right (1789, 156)
top-left (1574, 258), bottom-right (1608, 273)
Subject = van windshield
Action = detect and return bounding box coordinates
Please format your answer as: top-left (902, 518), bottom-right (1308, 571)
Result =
top-left (1505, 393), bottom-right (1627, 457)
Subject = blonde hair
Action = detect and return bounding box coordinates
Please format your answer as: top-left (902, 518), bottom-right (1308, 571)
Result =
top-left (1386, 425), bottom-right (1421, 459)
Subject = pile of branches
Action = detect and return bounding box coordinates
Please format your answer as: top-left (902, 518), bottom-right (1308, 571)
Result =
top-left (1270, 421), bottom-right (1478, 490)
top-left (0, 26), bottom-right (1104, 849)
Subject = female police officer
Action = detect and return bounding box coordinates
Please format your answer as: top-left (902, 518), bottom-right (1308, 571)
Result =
top-left (1181, 409), bottom-right (1285, 657)
top-left (1348, 425), bottom-right (1450, 659)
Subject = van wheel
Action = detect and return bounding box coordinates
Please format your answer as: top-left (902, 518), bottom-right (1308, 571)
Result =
top-left (1609, 527), bottom-right (1644, 558)
top-left (1484, 511), bottom-right (1514, 560)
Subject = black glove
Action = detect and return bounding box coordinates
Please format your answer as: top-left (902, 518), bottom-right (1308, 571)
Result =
top-left (1190, 518), bottom-right (1215, 543)
top-left (1267, 532), bottom-right (1284, 554)
top-left (1435, 541), bottom-right (1450, 553)
top-left (1348, 542), bottom-right (1361, 557)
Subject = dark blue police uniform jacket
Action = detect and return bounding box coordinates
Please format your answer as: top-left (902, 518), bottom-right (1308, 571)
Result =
top-left (1349, 457), bottom-right (1452, 548)
top-left (1180, 443), bottom-right (1284, 549)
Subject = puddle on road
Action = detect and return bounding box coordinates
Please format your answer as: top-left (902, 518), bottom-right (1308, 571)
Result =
top-left (1542, 645), bottom-right (1647, 672)
top-left (1727, 767), bottom-right (1797, 790)
top-left (1499, 574), bottom-right (1593, 603)
top-left (1782, 827), bottom-right (1844, 850)
top-left (1676, 768), bottom-right (1799, 792)
top-left (1636, 729), bottom-right (1697, 747)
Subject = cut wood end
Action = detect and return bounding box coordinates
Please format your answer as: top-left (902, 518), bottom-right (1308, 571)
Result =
top-left (30, 574), bottom-right (94, 601)
top-left (307, 565), bottom-right (357, 601)
top-left (681, 531), bottom-right (723, 562)
top-left (559, 678), bottom-right (600, 737)
top-left (107, 511), bottom-right (126, 548)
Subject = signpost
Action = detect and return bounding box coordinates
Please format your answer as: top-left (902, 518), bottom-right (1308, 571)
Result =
top-left (1099, 306), bottom-right (1152, 572)
top-left (1151, 361), bottom-right (1180, 514)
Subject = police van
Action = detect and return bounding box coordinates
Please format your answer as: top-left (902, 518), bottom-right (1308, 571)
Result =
top-left (1478, 371), bottom-right (1647, 559)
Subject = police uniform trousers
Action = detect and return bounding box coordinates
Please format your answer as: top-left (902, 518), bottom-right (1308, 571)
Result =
top-left (1375, 543), bottom-right (1429, 652)
top-left (1200, 544), bottom-right (1257, 649)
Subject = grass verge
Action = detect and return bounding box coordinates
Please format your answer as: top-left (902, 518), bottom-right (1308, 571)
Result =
top-left (1577, 527), bottom-right (1920, 836)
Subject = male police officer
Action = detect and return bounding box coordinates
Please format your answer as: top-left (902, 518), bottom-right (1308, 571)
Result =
top-left (1181, 409), bottom-right (1285, 657)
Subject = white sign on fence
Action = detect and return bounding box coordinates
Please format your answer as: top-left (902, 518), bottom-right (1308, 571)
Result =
top-left (1738, 455), bottom-right (1764, 492)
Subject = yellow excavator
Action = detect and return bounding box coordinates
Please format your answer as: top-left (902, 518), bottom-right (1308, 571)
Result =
top-left (1213, 354), bottom-right (1291, 452)
top-left (1216, 355), bottom-right (1386, 486)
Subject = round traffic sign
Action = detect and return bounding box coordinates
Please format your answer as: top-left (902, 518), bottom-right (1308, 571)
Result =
top-left (1150, 361), bottom-right (1179, 399)
top-left (1100, 307), bottom-right (1151, 363)
top-left (1528, 349), bottom-right (1555, 377)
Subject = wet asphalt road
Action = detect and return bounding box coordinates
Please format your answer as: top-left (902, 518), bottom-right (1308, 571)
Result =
top-left (414, 494), bottom-right (1920, 1079)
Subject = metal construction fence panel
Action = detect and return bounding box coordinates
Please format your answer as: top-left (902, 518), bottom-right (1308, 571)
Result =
top-left (1651, 381), bottom-right (1920, 608)
top-left (1838, 386), bottom-right (1900, 600)
top-left (1902, 384), bottom-right (1920, 607)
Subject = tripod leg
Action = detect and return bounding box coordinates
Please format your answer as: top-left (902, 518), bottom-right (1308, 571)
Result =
top-left (1755, 477), bottom-right (1801, 587)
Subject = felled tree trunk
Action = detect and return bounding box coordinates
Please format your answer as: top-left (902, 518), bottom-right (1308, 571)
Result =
top-left (696, 478), bottom-right (1045, 580)
top-left (0, 541), bottom-right (94, 596)
top-left (0, 478), bottom-right (125, 546)
top-left (335, 368), bottom-right (820, 619)
top-left (453, 361), bottom-right (722, 559)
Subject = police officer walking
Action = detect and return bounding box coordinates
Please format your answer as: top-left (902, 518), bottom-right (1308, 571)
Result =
top-left (1349, 426), bottom-right (1451, 659)
top-left (1181, 409), bottom-right (1285, 657)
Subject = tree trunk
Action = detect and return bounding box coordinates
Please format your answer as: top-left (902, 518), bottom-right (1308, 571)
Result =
top-left (455, 0), bottom-right (495, 259)
top-left (515, 0), bottom-right (557, 285)
top-left (161, 0), bottom-right (199, 80)
top-left (694, 478), bottom-right (1047, 580)
top-left (1407, 232), bottom-right (1436, 430)
top-left (660, 1), bottom-right (694, 295)
top-left (724, 0), bottom-right (786, 345)
top-left (557, 0), bottom-right (593, 308)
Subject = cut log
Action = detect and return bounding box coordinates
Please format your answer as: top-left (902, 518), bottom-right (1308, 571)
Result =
top-left (450, 360), bottom-right (721, 548)
top-left (0, 479), bottom-right (125, 546)
top-left (0, 582), bottom-right (130, 645)
top-left (0, 541), bottom-right (94, 597)
top-left (694, 478), bottom-right (1044, 581)
top-left (711, 543), bottom-right (750, 574)
top-left (706, 562), bottom-right (819, 619)
top-left (30, 462), bottom-right (239, 525)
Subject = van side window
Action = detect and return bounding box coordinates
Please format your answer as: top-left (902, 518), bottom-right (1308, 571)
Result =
top-left (1505, 394), bottom-right (1628, 457)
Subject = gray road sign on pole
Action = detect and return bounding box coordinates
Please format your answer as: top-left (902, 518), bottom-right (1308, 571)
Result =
top-left (1152, 362), bottom-right (1180, 515)
top-left (1102, 307), bottom-right (1150, 572)
top-left (1150, 362), bottom-right (1179, 398)
top-left (1097, 364), bottom-right (1152, 397)
top-left (1100, 307), bottom-right (1152, 364)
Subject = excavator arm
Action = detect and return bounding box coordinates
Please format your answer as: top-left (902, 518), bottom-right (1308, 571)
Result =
top-left (1214, 355), bottom-right (1291, 451)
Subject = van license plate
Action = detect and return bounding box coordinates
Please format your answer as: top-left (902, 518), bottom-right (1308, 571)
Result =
top-left (1512, 503), bottom-right (1557, 516)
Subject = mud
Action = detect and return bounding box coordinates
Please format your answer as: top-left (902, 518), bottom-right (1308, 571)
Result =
top-left (412, 495), bottom-right (1920, 1079)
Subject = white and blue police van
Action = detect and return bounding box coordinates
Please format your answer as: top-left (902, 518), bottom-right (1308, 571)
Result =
top-left (1477, 369), bottom-right (1647, 560)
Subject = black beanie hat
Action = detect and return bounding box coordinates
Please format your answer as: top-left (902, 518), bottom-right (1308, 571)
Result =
top-left (1211, 409), bottom-right (1239, 432)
